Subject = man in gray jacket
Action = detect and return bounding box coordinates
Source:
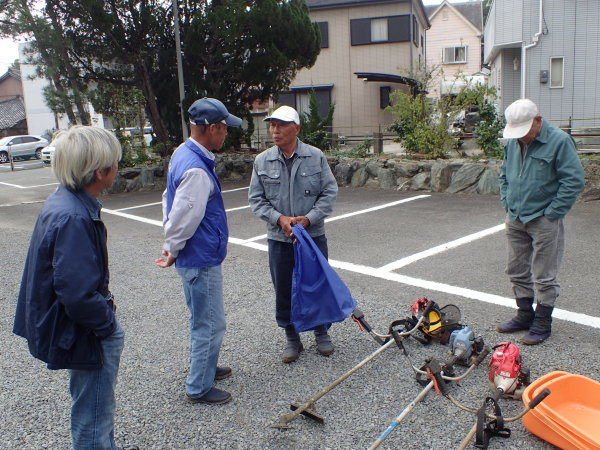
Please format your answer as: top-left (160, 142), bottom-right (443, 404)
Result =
top-left (248, 105), bottom-right (338, 363)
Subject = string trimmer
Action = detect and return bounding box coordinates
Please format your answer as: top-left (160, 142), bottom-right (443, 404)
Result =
top-left (369, 323), bottom-right (489, 449)
top-left (451, 341), bottom-right (550, 449)
top-left (271, 301), bottom-right (436, 429)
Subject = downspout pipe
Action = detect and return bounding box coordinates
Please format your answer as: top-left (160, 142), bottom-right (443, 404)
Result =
top-left (521, 0), bottom-right (543, 98)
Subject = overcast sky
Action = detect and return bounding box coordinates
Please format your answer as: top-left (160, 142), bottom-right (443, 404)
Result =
top-left (0, 0), bottom-right (473, 75)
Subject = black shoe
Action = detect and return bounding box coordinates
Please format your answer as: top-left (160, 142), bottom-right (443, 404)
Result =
top-left (521, 304), bottom-right (553, 345)
top-left (497, 318), bottom-right (531, 333)
top-left (314, 331), bottom-right (335, 356)
top-left (497, 297), bottom-right (534, 333)
top-left (215, 366), bottom-right (232, 380)
top-left (185, 387), bottom-right (232, 405)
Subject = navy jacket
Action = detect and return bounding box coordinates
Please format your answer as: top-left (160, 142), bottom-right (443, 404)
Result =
top-left (164, 139), bottom-right (228, 268)
top-left (13, 186), bottom-right (116, 370)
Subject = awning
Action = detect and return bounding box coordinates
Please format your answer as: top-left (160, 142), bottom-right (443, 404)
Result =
top-left (354, 72), bottom-right (424, 94)
top-left (290, 84), bottom-right (334, 91)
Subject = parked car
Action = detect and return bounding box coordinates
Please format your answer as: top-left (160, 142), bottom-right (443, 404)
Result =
top-left (0, 135), bottom-right (49, 163)
top-left (41, 145), bottom-right (56, 165)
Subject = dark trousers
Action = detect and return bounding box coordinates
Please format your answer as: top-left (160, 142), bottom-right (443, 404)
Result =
top-left (268, 235), bottom-right (328, 328)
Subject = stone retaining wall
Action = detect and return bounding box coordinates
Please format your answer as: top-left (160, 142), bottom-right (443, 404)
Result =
top-left (107, 153), bottom-right (600, 202)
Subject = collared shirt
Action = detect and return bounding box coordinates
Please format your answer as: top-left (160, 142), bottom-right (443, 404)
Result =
top-left (162, 138), bottom-right (215, 257)
top-left (281, 150), bottom-right (298, 176)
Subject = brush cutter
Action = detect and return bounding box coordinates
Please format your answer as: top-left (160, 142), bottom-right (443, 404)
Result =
top-left (352, 298), bottom-right (463, 347)
top-left (369, 327), bottom-right (490, 449)
top-left (272, 301), bottom-right (437, 429)
top-left (447, 341), bottom-right (550, 450)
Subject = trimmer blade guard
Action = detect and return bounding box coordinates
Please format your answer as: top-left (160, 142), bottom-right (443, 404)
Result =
top-left (440, 304), bottom-right (462, 330)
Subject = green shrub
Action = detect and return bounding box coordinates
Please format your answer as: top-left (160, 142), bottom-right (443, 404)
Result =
top-left (476, 102), bottom-right (505, 158)
top-left (327, 139), bottom-right (372, 158)
top-left (299, 90), bottom-right (335, 150)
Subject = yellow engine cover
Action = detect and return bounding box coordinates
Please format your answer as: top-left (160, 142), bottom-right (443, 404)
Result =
top-left (422, 310), bottom-right (442, 336)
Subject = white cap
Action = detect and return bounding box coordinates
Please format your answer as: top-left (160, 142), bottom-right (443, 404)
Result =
top-left (503, 99), bottom-right (539, 139)
top-left (263, 105), bottom-right (300, 125)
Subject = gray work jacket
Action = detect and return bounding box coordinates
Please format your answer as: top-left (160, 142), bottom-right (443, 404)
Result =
top-left (248, 139), bottom-right (338, 242)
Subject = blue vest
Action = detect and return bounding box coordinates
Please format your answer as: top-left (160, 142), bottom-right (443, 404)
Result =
top-left (165, 140), bottom-right (228, 268)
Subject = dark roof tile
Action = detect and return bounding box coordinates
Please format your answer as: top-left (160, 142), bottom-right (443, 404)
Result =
top-left (0, 97), bottom-right (26, 130)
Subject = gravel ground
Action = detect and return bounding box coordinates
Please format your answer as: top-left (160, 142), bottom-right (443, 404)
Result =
top-left (1, 192), bottom-right (597, 450)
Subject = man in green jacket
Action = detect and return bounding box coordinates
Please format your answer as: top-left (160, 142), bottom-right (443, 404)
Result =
top-left (498, 98), bottom-right (585, 344)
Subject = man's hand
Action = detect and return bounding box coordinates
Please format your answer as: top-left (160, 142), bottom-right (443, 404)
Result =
top-left (155, 250), bottom-right (176, 268)
top-left (277, 215), bottom-right (296, 238)
top-left (293, 216), bottom-right (310, 229)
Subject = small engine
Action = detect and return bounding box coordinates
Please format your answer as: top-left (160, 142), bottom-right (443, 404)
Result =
top-left (488, 342), bottom-right (529, 399)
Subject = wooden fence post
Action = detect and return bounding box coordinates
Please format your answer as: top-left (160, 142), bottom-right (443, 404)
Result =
top-left (373, 132), bottom-right (383, 154)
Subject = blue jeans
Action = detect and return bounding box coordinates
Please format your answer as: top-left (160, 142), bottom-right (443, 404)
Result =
top-left (505, 215), bottom-right (565, 307)
top-left (69, 320), bottom-right (125, 450)
top-left (176, 265), bottom-right (226, 397)
top-left (268, 235), bottom-right (329, 328)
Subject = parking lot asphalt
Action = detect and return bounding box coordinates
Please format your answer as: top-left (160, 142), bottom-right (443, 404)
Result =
top-left (1, 163), bottom-right (599, 449)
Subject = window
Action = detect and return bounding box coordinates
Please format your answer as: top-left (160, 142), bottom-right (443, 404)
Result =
top-left (412, 16), bottom-right (419, 46)
top-left (443, 46), bottom-right (467, 64)
top-left (371, 18), bottom-right (388, 42)
top-left (317, 22), bottom-right (329, 48)
top-left (350, 15), bottom-right (411, 45)
top-left (278, 87), bottom-right (333, 119)
top-left (550, 57), bottom-right (564, 88)
top-left (380, 86), bottom-right (392, 109)
top-left (442, 9), bottom-right (449, 20)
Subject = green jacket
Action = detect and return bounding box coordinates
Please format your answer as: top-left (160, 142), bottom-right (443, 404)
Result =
top-left (500, 119), bottom-right (584, 223)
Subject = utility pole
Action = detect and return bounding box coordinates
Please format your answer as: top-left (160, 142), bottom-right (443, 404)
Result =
top-left (173, 0), bottom-right (188, 140)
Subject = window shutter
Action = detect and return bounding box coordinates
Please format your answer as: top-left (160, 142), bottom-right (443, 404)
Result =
top-left (388, 15), bottom-right (410, 42)
top-left (317, 22), bottom-right (329, 48)
top-left (351, 18), bottom-right (372, 45)
top-left (380, 86), bottom-right (391, 109)
top-left (315, 90), bottom-right (332, 119)
top-left (278, 92), bottom-right (296, 109)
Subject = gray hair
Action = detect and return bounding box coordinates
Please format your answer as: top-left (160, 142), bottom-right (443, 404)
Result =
top-left (52, 126), bottom-right (122, 190)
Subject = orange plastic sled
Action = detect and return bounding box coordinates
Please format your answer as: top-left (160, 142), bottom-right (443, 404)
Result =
top-left (522, 371), bottom-right (600, 450)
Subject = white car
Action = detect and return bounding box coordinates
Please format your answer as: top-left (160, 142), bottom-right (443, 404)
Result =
top-left (0, 135), bottom-right (49, 163)
top-left (41, 146), bottom-right (56, 165)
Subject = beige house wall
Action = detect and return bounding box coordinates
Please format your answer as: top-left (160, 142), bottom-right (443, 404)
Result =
top-left (0, 75), bottom-right (23, 99)
top-left (290, 3), bottom-right (426, 136)
top-left (426, 4), bottom-right (482, 98)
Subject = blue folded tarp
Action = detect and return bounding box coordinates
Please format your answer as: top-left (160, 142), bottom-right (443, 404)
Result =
top-left (291, 224), bottom-right (357, 332)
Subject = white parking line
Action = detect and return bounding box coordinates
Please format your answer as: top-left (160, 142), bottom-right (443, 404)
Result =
top-left (103, 208), bottom-right (163, 226)
top-left (101, 201), bottom-right (600, 330)
top-left (378, 224), bottom-right (506, 271)
top-left (116, 201), bottom-right (162, 212)
top-left (242, 195), bottom-right (431, 243)
top-left (113, 186), bottom-right (250, 212)
top-left (0, 181), bottom-right (59, 189)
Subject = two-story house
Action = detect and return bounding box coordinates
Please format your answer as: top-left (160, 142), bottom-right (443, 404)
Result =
top-left (278, 0), bottom-right (430, 136)
top-left (425, 0), bottom-right (484, 98)
top-left (0, 68), bottom-right (27, 137)
top-left (484, 0), bottom-right (600, 127)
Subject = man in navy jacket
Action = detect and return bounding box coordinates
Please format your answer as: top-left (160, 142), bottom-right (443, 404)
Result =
top-left (156, 98), bottom-right (241, 404)
top-left (14, 126), bottom-right (124, 449)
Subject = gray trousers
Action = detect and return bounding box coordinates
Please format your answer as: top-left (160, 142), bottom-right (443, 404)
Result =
top-left (505, 215), bottom-right (565, 307)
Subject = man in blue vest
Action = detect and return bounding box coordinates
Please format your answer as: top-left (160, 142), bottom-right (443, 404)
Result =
top-left (155, 98), bottom-right (241, 404)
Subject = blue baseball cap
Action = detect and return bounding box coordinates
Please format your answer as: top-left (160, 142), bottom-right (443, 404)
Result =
top-left (188, 98), bottom-right (242, 127)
